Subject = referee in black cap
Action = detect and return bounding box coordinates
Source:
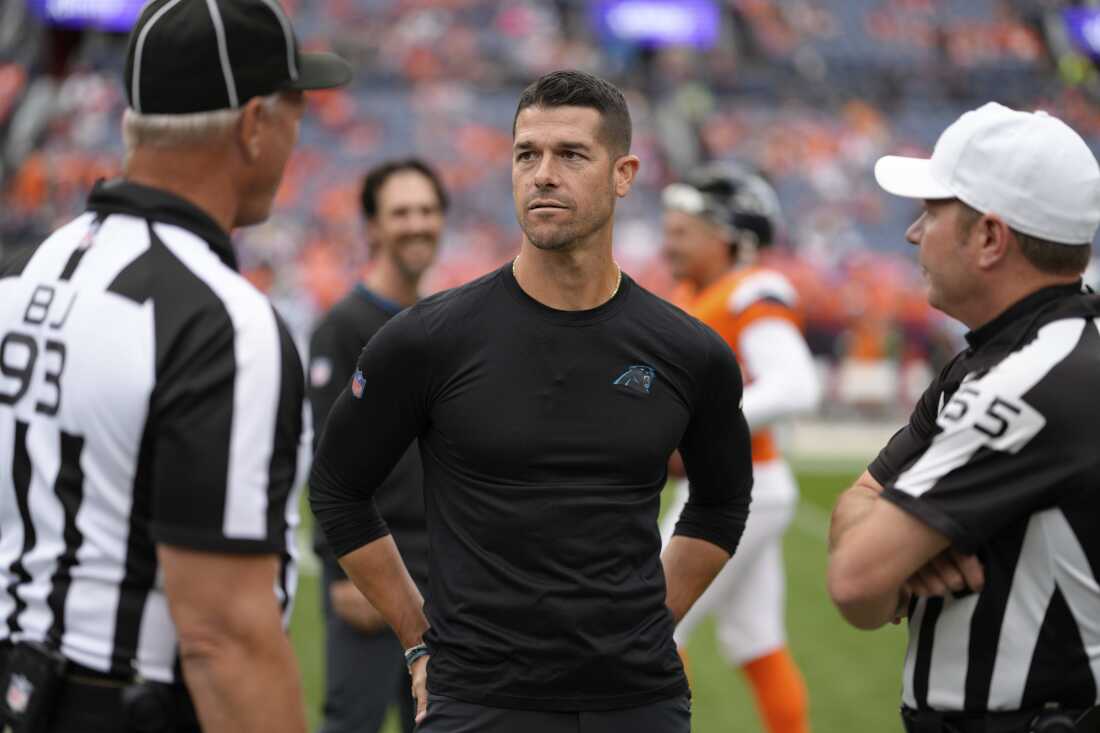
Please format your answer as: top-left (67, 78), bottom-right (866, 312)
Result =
top-left (0, 2), bottom-right (349, 732)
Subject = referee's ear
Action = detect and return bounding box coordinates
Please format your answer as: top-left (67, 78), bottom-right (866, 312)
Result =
top-left (237, 96), bottom-right (267, 163)
top-left (972, 212), bottom-right (1013, 272)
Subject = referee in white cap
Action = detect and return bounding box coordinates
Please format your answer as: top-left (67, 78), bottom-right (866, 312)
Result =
top-left (827, 103), bottom-right (1100, 733)
top-left (0, 2), bottom-right (349, 732)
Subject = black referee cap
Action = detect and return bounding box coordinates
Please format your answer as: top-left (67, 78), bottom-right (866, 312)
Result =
top-left (124, 0), bottom-right (352, 115)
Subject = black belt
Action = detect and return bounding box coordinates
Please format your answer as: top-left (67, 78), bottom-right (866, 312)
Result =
top-left (902, 705), bottom-right (1099, 733)
top-left (0, 642), bottom-right (199, 733)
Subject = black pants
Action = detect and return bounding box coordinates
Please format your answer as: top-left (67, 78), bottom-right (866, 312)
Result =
top-left (417, 693), bottom-right (692, 733)
top-left (3, 672), bottom-right (199, 733)
top-left (317, 562), bottom-right (415, 733)
top-left (901, 705), bottom-right (1097, 733)
top-left (45, 685), bottom-right (199, 733)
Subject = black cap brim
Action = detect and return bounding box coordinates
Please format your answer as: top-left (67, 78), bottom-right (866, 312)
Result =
top-left (286, 52), bottom-right (353, 91)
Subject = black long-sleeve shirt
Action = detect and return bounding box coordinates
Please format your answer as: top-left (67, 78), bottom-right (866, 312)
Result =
top-left (310, 263), bottom-right (752, 711)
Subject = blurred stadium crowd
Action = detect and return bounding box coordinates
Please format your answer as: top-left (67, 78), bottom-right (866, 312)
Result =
top-left (2, 0), bottom-right (1100, 416)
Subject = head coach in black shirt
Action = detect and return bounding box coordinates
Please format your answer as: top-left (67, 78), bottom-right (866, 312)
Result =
top-left (309, 159), bottom-right (447, 733)
top-left (827, 104), bottom-right (1100, 733)
top-left (0, 2), bottom-right (349, 732)
top-left (309, 70), bottom-right (753, 733)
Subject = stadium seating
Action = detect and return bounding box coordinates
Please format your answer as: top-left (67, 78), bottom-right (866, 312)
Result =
top-left (2, 0), bottom-right (1098, 416)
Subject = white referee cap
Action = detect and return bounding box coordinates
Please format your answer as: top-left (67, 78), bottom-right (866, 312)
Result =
top-left (874, 102), bottom-right (1100, 245)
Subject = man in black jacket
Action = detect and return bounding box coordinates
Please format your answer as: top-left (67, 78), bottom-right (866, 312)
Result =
top-left (309, 159), bottom-right (447, 733)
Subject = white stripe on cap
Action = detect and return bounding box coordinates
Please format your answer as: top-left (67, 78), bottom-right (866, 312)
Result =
top-left (130, 0), bottom-right (187, 114)
top-left (205, 0), bottom-right (239, 108)
top-left (258, 0), bottom-right (298, 81)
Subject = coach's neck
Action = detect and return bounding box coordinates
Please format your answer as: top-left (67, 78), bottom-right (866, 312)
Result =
top-left (514, 233), bottom-right (620, 311)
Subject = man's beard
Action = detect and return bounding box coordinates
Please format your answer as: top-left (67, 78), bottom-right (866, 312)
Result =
top-left (524, 223), bottom-right (580, 251)
top-left (391, 234), bottom-right (437, 279)
top-left (520, 206), bottom-right (609, 252)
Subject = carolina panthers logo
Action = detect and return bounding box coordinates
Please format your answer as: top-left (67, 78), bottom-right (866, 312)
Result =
top-left (613, 365), bottom-right (656, 395)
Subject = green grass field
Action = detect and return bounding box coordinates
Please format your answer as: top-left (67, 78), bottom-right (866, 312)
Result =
top-left (290, 467), bottom-right (908, 732)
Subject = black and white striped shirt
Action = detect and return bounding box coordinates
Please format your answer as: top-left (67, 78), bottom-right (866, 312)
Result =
top-left (870, 283), bottom-right (1100, 714)
top-left (0, 179), bottom-right (308, 683)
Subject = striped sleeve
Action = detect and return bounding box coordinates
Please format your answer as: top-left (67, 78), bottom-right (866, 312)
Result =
top-left (881, 319), bottom-right (1090, 553)
top-left (147, 227), bottom-right (304, 553)
top-left (718, 269), bottom-right (802, 352)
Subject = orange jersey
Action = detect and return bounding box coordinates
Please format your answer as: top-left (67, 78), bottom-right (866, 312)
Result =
top-left (674, 267), bottom-right (803, 463)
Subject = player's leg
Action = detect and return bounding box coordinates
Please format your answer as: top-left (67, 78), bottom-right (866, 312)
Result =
top-left (665, 472), bottom-right (779, 650)
top-left (714, 473), bottom-right (809, 733)
top-left (721, 542), bottom-right (809, 733)
top-left (660, 477), bottom-right (760, 674)
top-left (417, 695), bottom-right (576, 733)
top-left (742, 645), bottom-right (809, 733)
top-left (661, 480), bottom-right (712, 647)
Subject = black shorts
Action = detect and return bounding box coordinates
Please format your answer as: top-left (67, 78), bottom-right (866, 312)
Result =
top-left (417, 693), bottom-right (691, 733)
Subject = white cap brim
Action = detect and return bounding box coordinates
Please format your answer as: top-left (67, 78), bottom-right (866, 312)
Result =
top-left (874, 155), bottom-right (955, 200)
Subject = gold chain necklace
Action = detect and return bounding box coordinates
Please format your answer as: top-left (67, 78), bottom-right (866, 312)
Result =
top-left (512, 258), bottom-right (622, 302)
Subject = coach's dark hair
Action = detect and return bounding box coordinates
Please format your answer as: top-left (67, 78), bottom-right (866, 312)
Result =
top-left (512, 70), bottom-right (632, 157)
top-left (360, 159), bottom-right (449, 221)
top-left (958, 203), bottom-right (1090, 276)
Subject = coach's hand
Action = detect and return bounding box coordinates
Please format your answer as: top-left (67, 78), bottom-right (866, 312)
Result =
top-left (410, 655), bottom-right (430, 724)
top-left (906, 548), bottom-right (984, 597)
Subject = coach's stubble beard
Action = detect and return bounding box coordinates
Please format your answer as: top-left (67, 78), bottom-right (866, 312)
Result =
top-left (519, 197), bottom-right (614, 252)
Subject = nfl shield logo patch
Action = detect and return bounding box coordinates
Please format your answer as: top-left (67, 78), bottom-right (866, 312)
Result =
top-left (5, 673), bottom-right (33, 714)
top-left (310, 357), bottom-right (333, 388)
top-left (351, 369), bottom-right (366, 399)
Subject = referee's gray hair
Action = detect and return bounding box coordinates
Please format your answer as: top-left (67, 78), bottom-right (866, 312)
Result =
top-left (122, 93), bottom-right (280, 153)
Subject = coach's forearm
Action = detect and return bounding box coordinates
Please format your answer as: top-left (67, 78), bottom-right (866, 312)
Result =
top-left (339, 535), bottom-right (429, 649)
top-left (662, 535), bottom-right (731, 623)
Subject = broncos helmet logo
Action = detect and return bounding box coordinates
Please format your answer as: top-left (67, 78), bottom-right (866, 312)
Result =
top-left (613, 365), bottom-right (656, 395)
